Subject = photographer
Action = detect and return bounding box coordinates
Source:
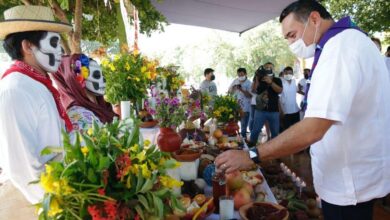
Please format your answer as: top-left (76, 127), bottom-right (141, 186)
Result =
top-left (228, 68), bottom-right (252, 139)
top-left (249, 62), bottom-right (283, 146)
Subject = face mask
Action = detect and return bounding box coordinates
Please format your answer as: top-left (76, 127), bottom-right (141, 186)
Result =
top-left (86, 60), bottom-right (105, 96)
top-left (32, 32), bottom-right (62, 73)
top-left (210, 74), bottom-right (215, 81)
top-left (304, 74), bottom-right (309, 79)
top-left (284, 74), bottom-right (293, 81)
top-left (267, 73), bottom-right (274, 77)
top-left (289, 20), bottom-right (319, 59)
top-left (238, 76), bottom-right (246, 81)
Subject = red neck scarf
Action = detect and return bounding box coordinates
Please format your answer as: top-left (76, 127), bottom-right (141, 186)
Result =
top-left (1, 60), bottom-right (73, 132)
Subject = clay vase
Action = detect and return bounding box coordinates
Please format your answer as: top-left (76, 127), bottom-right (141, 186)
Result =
top-left (224, 121), bottom-right (239, 136)
top-left (157, 127), bottom-right (182, 152)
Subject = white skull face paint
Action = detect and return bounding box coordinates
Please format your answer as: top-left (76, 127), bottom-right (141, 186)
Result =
top-left (86, 60), bottom-right (105, 96)
top-left (31, 32), bottom-right (62, 73)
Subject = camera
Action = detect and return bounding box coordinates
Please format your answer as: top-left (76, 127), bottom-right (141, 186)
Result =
top-left (255, 66), bottom-right (273, 80)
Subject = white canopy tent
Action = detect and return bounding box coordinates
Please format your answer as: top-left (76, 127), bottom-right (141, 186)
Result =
top-left (151, 0), bottom-right (295, 34)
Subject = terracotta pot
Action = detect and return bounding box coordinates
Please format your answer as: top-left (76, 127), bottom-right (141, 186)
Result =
top-left (157, 127), bottom-right (182, 152)
top-left (224, 121), bottom-right (239, 136)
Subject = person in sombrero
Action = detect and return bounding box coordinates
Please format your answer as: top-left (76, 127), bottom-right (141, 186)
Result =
top-left (0, 5), bottom-right (72, 218)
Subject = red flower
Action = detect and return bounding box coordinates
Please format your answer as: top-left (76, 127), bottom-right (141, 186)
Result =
top-left (115, 153), bottom-right (132, 180)
top-left (97, 188), bottom-right (105, 196)
top-left (134, 214), bottom-right (140, 220)
top-left (104, 200), bottom-right (117, 219)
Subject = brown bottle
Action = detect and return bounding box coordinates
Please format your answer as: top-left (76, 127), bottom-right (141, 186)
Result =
top-left (212, 170), bottom-right (227, 213)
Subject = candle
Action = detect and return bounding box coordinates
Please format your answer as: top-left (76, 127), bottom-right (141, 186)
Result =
top-left (286, 169), bottom-right (292, 176)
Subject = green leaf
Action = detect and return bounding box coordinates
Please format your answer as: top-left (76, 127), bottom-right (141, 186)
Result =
top-left (139, 177), bottom-right (154, 193)
top-left (135, 169), bottom-right (145, 193)
top-left (97, 156), bottom-right (111, 171)
top-left (42, 193), bottom-right (51, 219)
top-left (152, 193), bottom-right (164, 218)
top-left (135, 204), bottom-right (145, 220)
top-left (40, 146), bottom-right (63, 156)
top-left (138, 194), bottom-right (151, 212)
top-left (87, 168), bottom-right (97, 183)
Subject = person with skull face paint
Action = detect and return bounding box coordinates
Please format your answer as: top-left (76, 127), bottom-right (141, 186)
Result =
top-left (0, 5), bottom-right (72, 219)
top-left (215, 1), bottom-right (390, 220)
top-left (52, 54), bottom-right (116, 136)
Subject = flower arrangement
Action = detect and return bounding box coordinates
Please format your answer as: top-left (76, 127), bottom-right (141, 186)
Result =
top-left (212, 95), bottom-right (241, 123)
top-left (145, 96), bottom-right (186, 128)
top-left (35, 118), bottom-right (184, 220)
top-left (73, 54), bottom-right (90, 87)
top-left (156, 65), bottom-right (185, 96)
top-left (102, 52), bottom-right (158, 104)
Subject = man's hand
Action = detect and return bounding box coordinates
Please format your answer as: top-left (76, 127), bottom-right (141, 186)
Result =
top-left (262, 76), bottom-right (273, 84)
top-left (215, 150), bottom-right (255, 173)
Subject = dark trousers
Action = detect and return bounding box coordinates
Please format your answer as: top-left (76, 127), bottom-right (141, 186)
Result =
top-left (322, 199), bottom-right (374, 220)
top-left (280, 111), bottom-right (300, 132)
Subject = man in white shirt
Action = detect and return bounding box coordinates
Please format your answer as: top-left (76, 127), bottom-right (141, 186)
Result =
top-left (228, 68), bottom-right (252, 138)
top-left (280, 66), bottom-right (300, 132)
top-left (215, 1), bottom-right (390, 220)
top-left (0, 5), bottom-right (72, 219)
top-left (298, 68), bottom-right (310, 96)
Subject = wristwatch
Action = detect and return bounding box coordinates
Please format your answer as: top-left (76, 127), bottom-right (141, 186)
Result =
top-left (248, 147), bottom-right (261, 164)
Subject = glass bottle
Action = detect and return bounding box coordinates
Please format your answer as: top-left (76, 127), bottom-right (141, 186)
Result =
top-left (212, 169), bottom-right (227, 213)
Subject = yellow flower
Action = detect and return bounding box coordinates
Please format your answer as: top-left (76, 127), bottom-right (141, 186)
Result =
top-left (45, 164), bottom-right (53, 175)
top-left (134, 77), bottom-right (140, 82)
top-left (135, 152), bottom-right (146, 162)
top-left (141, 66), bottom-right (147, 73)
top-left (81, 147), bottom-right (89, 156)
top-left (81, 66), bottom-right (89, 78)
top-left (47, 197), bottom-right (63, 217)
top-left (40, 172), bottom-right (55, 194)
top-left (158, 158), bottom-right (166, 166)
top-left (149, 161), bottom-right (157, 170)
top-left (160, 175), bottom-right (183, 189)
top-left (144, 139), bottom-right (151, 147)
top-left (130, 144), bottom-right (139, 153)
top-left (109, 63), bottom-right (116, 71)
top-left (141, 164), bottom-right (151, 178)
top-left (87, 128), bottom-right (93, 136)
top-left (114, 54), bottom-right (120, 61)
top-left (125, 62), bottom-right (130, 71)
top-left (129, 164), bottom-right (139, 175)
top-left (101, 59), bottom-right (109, 67)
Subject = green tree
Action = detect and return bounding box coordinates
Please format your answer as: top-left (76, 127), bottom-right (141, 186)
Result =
top-left (323, 0), bottom-right (390, 41)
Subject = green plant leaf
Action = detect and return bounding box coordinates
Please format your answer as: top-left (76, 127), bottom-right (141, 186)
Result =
top-left (135, 204), bottom-right (145, 220)
top-left (87, 168), bottom-right (97, 183)
top-left (135, 169), bottom-right (145, 193)
top-left (137, 194), bottom-right (151, 212)
top-left (152, 193), bottom-right (164, 218)
top-left (97, 156), bottom-right (111, 171)
top-left (40, 146), bottom-right (63, 156)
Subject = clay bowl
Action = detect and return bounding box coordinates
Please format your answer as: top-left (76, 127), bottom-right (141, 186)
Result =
top-left (172, 148), bottom-right (203, 162)
top-left (139, 120), bottom-right (158, 128)
top-left (239, 202), bottom-right (289, 220)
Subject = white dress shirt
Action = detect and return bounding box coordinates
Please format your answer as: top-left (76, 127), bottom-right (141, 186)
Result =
top-left (280, 78), bottom-right (300, 114)
top-left (305, 29), bottom-right (390, 205)
top-left (0, 72), bottom-right (63, 204)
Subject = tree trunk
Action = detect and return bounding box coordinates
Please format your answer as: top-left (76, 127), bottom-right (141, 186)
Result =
top-left (116, 2), bottom-right (127, 53)
top-left (49, 0), bottom-right (73, 54)
top-left (72, 0), bottom-right (83, 54)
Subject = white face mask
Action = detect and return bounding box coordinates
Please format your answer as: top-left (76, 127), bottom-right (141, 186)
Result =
top-left (284, 74), bottom-right (293, 81)
top-left (289, 20), bottom-right (319, 59)
top-left (32, 32), bottom-right (62, 73)
top-left (86, 60), bottom-right (105, 96)
top-left (238, 76), bottom-right (246, 81)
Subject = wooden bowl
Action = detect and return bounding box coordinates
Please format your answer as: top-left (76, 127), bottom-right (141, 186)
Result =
top-left (139, 120), bottom-right (158, 128)
top-left (239, 202), bottom-right (289, 220)
top-left (172, 149), bottom-right (203, 162)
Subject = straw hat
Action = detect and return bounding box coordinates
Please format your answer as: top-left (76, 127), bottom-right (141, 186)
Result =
top-left (0, 5), bottom-right (72, 40)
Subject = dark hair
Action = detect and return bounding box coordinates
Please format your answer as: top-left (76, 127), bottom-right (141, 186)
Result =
top-left (284, 66), bottom-right (293, 72)
top-left (3, 31), bottom-right (47, 60)
top-left (204, 68), bottom-right (214, 76)
top-left (371, 37), bottom-right (381, 49)
top-left (264, 62), bottom-right (274, 67)
top-left (237, 67), bottom-right (247, 74)
top-left (304, 68), bottom-right (311, 72)
top-left (280, 0), bottom-right (332, 23)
